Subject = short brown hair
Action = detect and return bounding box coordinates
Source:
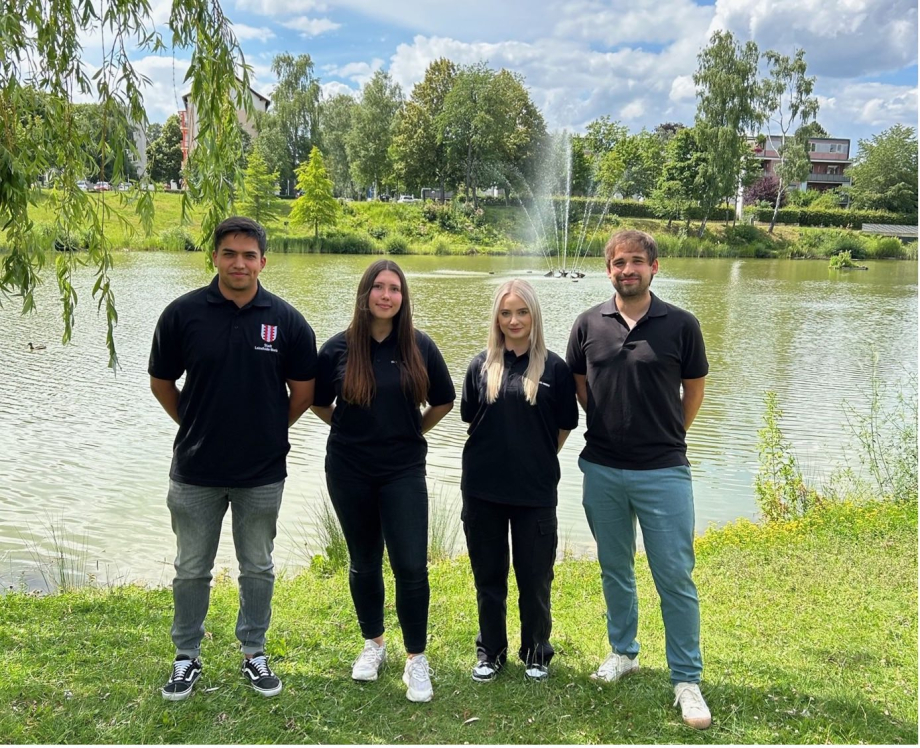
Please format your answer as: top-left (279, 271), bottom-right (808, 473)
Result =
top-left (214, 216), bottom-right (268, 255)
top-left (605, 229), bottom-right (658, 266)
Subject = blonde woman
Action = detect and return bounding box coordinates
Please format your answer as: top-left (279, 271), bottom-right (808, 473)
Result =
top-left (460, 279), bottom-right (578, 682)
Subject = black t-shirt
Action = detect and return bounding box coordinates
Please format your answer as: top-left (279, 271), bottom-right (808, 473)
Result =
top-left (461, 349), bottom-right (578, 507)
top-left (566, 293), bottom-right (708, 470)
top-left (148, 276), bottom-right (318, 487)
top-left (314, 328), bottom-right (456, 478)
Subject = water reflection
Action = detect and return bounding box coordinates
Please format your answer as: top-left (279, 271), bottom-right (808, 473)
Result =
top-left (0, 253), bottom-right (916, 588)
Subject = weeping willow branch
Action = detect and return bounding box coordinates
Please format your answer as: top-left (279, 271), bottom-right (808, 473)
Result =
top-left (0, 0), bottom-right (250, 368)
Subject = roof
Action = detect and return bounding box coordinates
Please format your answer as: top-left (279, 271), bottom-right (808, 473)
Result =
top-left (861, 224), bottom-right (918, 237)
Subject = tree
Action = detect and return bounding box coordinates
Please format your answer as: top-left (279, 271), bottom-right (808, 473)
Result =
top-left (347, 71), bottom-right (403, 197)
top-left (319, 94), bottom-right (358, 198)
top-left (270, 53), bottom-right (322, 186)
top-left (571, 117), bottom-right (629, 195)
top-left (146, 122), bottom-right (163, 144)
top-left (1, 0), bottom-right (254, 367)
top-left (760, 49), bottom-right (819, 232)
top-left (598, 130), bottom-right (663, 199)
top-left (251, 114), bottom-right (290, 192)
top-left (147, 114), bottom-right (183, 184)
top-left (743, 175), bottom-right (784, 207)
top-left (240, 150), bottom-right (280, 224)
top-left (693, 30), bottom-right (764, 235)
top-left (649, 126), bottom-right (706, 228)
top-left (847, 125), bottom-right (918, 214)
top-left (290, 146), bottom-right (339, 241)
top-left (391, 58), bottom-right (459, 200)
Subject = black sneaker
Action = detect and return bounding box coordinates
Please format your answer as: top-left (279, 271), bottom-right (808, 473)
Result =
top-left (162, 655), bottom-right (202, 701)
top-left (241, 653), bottom-right (282, 697)
top-left (471, 658), bottom-right (502, 682)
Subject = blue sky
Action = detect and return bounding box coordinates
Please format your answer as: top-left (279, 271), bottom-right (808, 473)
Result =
top-left (112, 0), bottom-right (917, 146)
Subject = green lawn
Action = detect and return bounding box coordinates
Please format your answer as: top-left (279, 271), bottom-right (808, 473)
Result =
top-left (1, 499), bottom-right (916, 744)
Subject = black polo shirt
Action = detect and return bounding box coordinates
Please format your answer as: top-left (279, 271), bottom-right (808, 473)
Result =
top-left (461, 349), bottom-right (578, 507)
top-left (314, 329), bottom-right (456, 479)
top-left (149, 276), bottom-right (318, 487)
top-left (566, 292), bottom-right (708, 470)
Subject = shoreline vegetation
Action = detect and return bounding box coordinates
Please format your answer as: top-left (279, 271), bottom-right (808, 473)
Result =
top-left (8, 191), bottom-right (919, 261)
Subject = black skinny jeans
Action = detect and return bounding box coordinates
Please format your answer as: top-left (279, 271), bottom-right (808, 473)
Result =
top-left (326, 465), bottom-right (429, 654)
top-left (462, 492), bottom-right (558, 666)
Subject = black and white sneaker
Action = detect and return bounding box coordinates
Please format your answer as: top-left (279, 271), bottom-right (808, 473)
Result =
top-left (162, 655), bottom-right (202, 701)
top-left (241, 653), bottom-right (283, 697)
top-left (471, 658), bottom-right (502, 682)
top-left (525, 663), bottom-right (549, 681)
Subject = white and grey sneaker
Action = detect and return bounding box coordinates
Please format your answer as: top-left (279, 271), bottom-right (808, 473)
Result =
top-left (402, 654), bottom-right (434, 702)
top-left (162, 655), bottom-right (202, 701)
top-left (591, 652), bottom-right (639, 682)
top-left (352, 639), bottom-right (387, 682)
top-left (471, 658), bottom-right (501, 682)
top-left (674, 682), bottom-right (712, 729)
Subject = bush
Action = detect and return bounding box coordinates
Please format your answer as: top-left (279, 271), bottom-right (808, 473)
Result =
top-left (755, 206), bottom-right (918, 229)
top-left (722, 224), bottom-right (770, 246)
top-left (158, 226), bottom-right (197, 252)
top-left (743, 175), bottom-right (785, 207)
top-left (385, 234), bottom-right (410, 255)
top-left (829, 250), bottom-right (858, 269)
top-left (367, 225), bottom-right (388, 240)
top-left (866, 237), bottom-right (905, 259)
top-left (325, 232), bottom-right (380, 254)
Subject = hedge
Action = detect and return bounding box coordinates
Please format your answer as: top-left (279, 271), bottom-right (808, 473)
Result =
top-left (754, 207), bottom-right (917, 229)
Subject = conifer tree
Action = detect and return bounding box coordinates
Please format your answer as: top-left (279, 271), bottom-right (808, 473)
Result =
top-left (240, 151), bottom-right (280, 225)
top-left (290, 146), bottom-right (339, 242)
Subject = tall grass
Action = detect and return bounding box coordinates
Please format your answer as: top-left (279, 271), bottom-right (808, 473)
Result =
top-left (17, 516), bottom-right (92, 592)
top-left (429, 482), bottom-right (462, 562)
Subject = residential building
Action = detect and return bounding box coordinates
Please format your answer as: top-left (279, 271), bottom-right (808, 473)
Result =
top-left (751, 135), bottom-right (852, 192)
top-left (180, 84), bottom-right (270, 167)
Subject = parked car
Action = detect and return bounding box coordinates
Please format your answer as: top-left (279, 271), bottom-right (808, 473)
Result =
top-left (94, 181), bottom-right (111, 192)
top-left (76, 180), bottom-right (91, 191)
top-left (117, 182), bottom-right (132, 192)
top-left (397, 194), bottom-right (418, 203)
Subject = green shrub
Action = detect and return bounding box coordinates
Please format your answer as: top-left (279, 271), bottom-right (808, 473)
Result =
top-left (385, 234), bottom-right (409, 255)
top-left (824, 230), bottom-right (868, 258)
top-left (867, 237), bottom-right (905, 259)
top-left (432, 239), bottom-right (452, 255)
top-left (723, 224), bottom-right (769, 246)
top-left (367, 225), bottom-right (387, 240)
top-left (329, 232), bottom-right (379, 254)
top-left (158, 226), bottom-right (197, 252)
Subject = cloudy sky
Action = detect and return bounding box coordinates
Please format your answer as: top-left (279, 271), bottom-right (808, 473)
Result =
top-left (111, 0), bottom-right (917, 146)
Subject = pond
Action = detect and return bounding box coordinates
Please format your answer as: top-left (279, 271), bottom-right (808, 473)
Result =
top-left (1, 252), bottom-right (916, 589)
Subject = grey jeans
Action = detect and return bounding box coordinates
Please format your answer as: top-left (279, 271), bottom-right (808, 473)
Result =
top-left (166, 479), bottom-right (284, 658)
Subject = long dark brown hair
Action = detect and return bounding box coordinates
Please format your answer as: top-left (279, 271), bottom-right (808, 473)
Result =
top-left (343, 259), bottom-right (429, 407)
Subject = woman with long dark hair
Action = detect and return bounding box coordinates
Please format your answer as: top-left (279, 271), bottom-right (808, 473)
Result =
top-left (460, 279), bottom-right (578, 682)
top-left (311, 259), bottom-right (455, 702)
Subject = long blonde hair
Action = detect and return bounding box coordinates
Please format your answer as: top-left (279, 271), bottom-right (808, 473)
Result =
top-left (483, 279), bottom-right (547, 406)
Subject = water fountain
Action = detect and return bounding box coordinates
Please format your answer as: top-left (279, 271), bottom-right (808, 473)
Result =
top-left (489, 131), bottom-right (615, 279)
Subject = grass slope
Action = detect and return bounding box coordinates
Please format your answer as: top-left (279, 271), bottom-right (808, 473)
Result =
top-left (0, 500), bottom-right (916, 744)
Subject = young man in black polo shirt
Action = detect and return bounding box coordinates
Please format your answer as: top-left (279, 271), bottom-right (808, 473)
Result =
top-left (149, 216), bottom-right (317, 701)
top-left (566, 229), bottom-right (711, 729)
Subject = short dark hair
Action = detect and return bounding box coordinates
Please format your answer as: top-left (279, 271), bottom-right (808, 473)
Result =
top-left (605, 229), bottom-right (658, 266)
top-left (214, 216), bottom-right (267, 256)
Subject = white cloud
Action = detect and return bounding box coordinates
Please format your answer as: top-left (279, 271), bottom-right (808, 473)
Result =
top-left (711, 0), bottom-right (918, 78)
top-left (282, 17), bottom-right (341, 37)
top-left (323, 59), bottom-right (384, 87)
top-left (552, 0), bottom-right (713, 46)
top-left (234, 0), bottom-right (327, 15)
top-left (817, 83), bottom-right (918, 130)
top-left (321, 81), bottom-right (359, 101)
top-left (669, 75), bottom-right (696, 102)
top-left (231, 23), bottom-right (275, 43)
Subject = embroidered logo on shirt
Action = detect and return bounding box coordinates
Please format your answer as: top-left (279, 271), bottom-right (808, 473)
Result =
top-left (255, 323), bottom-right (280, 353)
top-left (261, 324), bottom-right (278, 343)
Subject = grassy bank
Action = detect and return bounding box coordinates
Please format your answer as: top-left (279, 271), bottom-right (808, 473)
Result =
top-left (1, 499), bottom-right (915, 744)
top-left (14, 190), bottom-right (918, 260)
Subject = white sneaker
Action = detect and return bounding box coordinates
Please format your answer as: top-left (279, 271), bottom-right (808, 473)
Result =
top-left (352, 639), bottom-right (387, 681)
top-left (402, 654), bottom-right (434, 702)
top-left (673, 682), bottom-right (712, 730)
top-left (590, 652), bottom-right (639, 682)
